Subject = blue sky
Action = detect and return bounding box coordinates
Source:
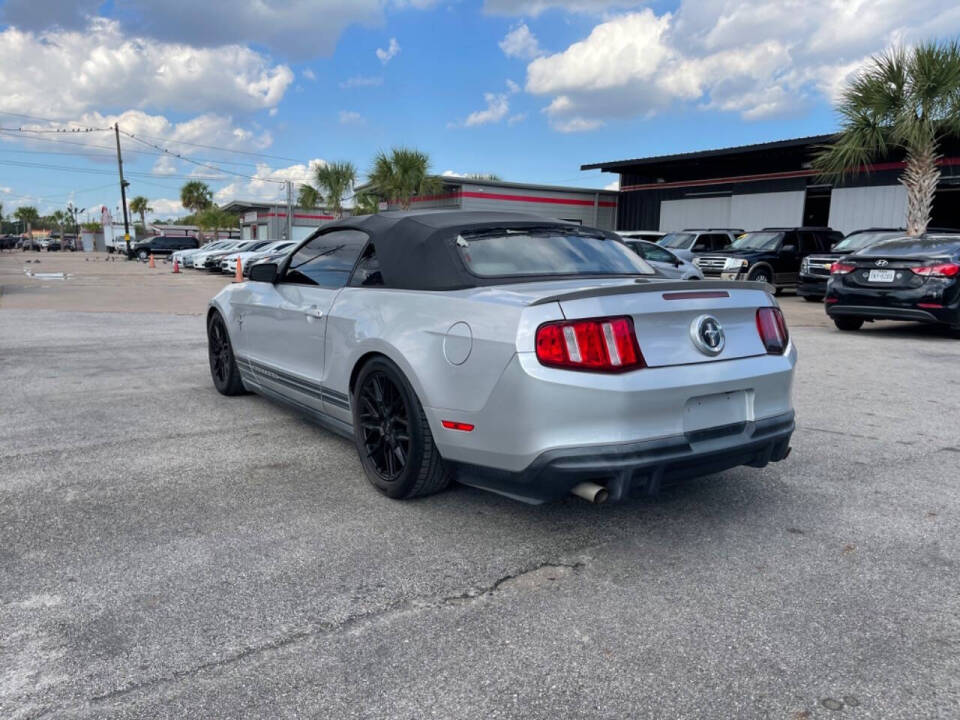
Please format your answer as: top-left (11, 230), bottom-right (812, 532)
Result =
top-left (0, 0), bottom-right (957, 219)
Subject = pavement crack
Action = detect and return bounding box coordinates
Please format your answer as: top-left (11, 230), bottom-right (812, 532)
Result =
top-left (80, 559), bottom-right (588, 709)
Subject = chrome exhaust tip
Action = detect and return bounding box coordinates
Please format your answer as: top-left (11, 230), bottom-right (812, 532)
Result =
top-left (570, 482), bottom-right (609, 504)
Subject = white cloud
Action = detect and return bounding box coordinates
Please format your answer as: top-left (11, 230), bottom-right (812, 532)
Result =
top-left (604, 179), bottom-right (619, 191)
top-left (506, 79), bottom-right (521, 94)
top-left (464, 92), bottom-right (511, 127)
top-left (151, 156), bottom-right (178, 176)
top-left (376, 37), bottom-right (401, 64)
top-left (0, 20), bottom-right (293, 120)
top-left (508, 113), bottom-right (527, 126)
top-left (148, 198), bottom-right (186, 217)
top-left (485, 0), bottom-right (645, 15)
top-left (340, 75), bottom-right (384, 88)
top-left (500, 23), bottom-right (543, 59)
top-left (214, 159), bottom-right (327, 204)
top-left (302, 69), bottom-right (317, 81)
top-left (523, 2), bottom-right (960, 130)
top-left (339, 110), bottom-right (365, 125)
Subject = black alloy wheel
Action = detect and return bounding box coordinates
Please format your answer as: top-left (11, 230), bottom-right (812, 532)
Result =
top-left (357, 371), bottom-right (411, 482)
top-left (748, 267), bottom-right (771, 284)
top-left (352, 358), bottom-right (451, 499)
top-left (207, 312), bottom-right (246, 395)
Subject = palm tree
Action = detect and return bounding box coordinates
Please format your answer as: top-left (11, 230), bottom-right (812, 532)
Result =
top-left (129, 196), bottom-right (153, 229)
top-left (814, 40), bottom-right (960, 236)
top-left (314, 161), bottom-right (356, 218)
top-left (49, 210), bottom-right (69, 240)
top-left (297, 184), bottom-right (321, 210)
top-left (14, 206), bottom-right (39, 236)
top-left (179, 181), bottom-right (213, 217)
top-left (196, 206), bottom-right (237, 241)
top-left (367, 148), bottom-right (442, 210)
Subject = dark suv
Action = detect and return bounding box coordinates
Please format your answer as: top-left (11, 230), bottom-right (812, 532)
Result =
top-left (128, 235), bottom-right (199, 261)
top-left (797, 228), bottom-right (906, 301)
top-left (695, 226), bottom-right (843, 293)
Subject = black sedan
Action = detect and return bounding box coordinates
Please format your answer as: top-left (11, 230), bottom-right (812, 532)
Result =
top-left (825, 234), bottom-right (960, 333)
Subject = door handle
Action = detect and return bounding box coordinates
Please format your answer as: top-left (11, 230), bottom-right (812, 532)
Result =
top-left (304, 306), bottom-right (324, 319)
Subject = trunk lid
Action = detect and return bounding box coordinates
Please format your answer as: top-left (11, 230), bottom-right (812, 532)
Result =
top-left (532, 279), bottom-right (774, 368)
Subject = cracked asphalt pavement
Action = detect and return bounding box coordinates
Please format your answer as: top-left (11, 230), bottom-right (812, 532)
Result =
top-left (1, 254), bottom-right (959, 718)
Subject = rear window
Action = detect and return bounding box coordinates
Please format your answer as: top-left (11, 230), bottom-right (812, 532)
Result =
top-left (857, 237), bottom-right (960, 256)
top-left (455, 229), bottom-right (654, 278)
top-left (833, 231), bottom-right (903, 253)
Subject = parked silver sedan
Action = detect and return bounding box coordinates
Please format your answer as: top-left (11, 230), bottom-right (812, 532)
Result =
top-left (618, 235), bottom-right (704, 280)
top-left (208, 211), bottom-right (795, 504)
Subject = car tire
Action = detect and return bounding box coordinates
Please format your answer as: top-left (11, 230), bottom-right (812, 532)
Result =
top-left (803, 295), bottom-right (822, 303)
top-left (352, 357), bottom-right (451, 500)
top-left (207, 311), bottom-right (247, 396)
top-left (833, 317), bottom-right (864, 331)
top-left (747, 266), bottom-right (774, 286)
top-left (137, 249), bottom-right (148, 261)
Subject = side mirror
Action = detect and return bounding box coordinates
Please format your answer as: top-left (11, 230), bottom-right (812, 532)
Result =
top-left (782, 244), bottom-right (797, 254)
top-left (249, 262), bottom-right (278, 283)
top-left (830, 243), bottom-right (838, 251)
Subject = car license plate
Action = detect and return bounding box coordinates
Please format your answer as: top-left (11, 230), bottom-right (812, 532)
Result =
top-left (868, 269), bottom-right (896, 282)
top-left (684, 391), bottom-right (749, 433)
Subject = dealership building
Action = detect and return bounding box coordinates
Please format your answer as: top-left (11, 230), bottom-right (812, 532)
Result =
top-left (583, 134), bottom-right (960, 235)
top-left (221, 200), bottom-right (337, 243)
top-left (366, 176), bottom-right (618, 230)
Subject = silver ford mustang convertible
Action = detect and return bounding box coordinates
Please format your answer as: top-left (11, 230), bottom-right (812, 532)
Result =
top-left (208, 211), bottom-right (795, 504)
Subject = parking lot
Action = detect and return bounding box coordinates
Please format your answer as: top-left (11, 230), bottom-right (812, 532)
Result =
top-left (2, 251), bottom-right (959, 719)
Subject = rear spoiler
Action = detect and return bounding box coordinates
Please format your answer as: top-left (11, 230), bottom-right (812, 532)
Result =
top-left (529, 279), bottom-right (772, 306)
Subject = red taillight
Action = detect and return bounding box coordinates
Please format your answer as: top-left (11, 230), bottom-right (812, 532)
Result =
top-left (756, 307), bottom-right (789, 354)
top-left (441, 420), bottom-right (474, 432)
top-left (535, 316), bottom-right (645, 372)
top-left (830, 262), bottom-right (855, 275)
top-left (911, 262), bottom-right (960, 277)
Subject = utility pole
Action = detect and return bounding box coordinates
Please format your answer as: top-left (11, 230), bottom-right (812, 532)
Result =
top-left (114, 123), bottom-right (131, 256)
top-left (286, 181), bottom-right (293, 242)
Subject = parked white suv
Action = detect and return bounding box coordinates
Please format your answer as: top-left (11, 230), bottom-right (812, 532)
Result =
top-left (658, 229), bottom-right (743, 261)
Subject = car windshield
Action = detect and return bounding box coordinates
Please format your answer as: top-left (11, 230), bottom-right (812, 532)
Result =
top-left (729, 232), bottom-right (783, 250)
top-left (455, 228), bottom-right (655, 278)
top-left (660, 232), bottom-right (696, 249)
top-left (833, 231), bottom-right (902, 252)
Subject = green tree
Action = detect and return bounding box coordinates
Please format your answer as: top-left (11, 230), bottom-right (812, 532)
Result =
top-left (49, 210), bottom-right (70, 239)
top-left (179, 181), bottom-right (213, 218)
top-left (814, 40), bottom-right (960, 236)
top-left (314, 161), bottom-right (357, 218)
top-left (351, 191), bottom-right (380, 216)
top-left (367, 148), bottom-right (442, 210)
top-left (196, 205), bottom-right (238, 241)
top-left (14, 206), bottom-right (39, 235)
top-left (129, 196), bottom-right (153, 229)
top-left (297, 184), bottom-right (321, 209)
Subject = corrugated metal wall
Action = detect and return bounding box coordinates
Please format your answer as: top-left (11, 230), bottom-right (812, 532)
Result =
top-left (731, 190), bottom-right (805, 229)
top-left (828, 186), bottom-right (907, 235)
top-left (659, 196), bottom-right (732, 231)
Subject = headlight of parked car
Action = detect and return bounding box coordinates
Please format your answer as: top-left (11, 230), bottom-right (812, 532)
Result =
top-left (800, 257), bottom-right (810, 272)
top-left (723, 258), bottom-right (748, 270)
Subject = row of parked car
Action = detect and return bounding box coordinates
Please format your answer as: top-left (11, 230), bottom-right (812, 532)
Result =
top-left (170, 239), bottom-right (297, 277)
top-left (621, 224), bottom-right (960, 335)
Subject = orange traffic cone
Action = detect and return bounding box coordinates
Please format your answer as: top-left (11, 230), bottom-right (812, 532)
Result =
top-left (172, 258), bottom-right (180, 274)
top-left (233, 257), bottom-right (243, 283)
top-left (148, 254), bottom-right (155, 268)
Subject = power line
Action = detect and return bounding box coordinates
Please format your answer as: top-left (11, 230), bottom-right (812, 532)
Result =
top-left (120, 130), bottom-right (287, 184)
top-left (128, 130), bottom-right (306, 163)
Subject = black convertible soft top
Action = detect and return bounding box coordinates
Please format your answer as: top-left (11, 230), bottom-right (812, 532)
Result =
top-left (314, 210), bottom-right (625, 291)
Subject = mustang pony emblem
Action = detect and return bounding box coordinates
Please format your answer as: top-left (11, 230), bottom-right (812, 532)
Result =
top-left (690, 314), bottom-right (725, 356)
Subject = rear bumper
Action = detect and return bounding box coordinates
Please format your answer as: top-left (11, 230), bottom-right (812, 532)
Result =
top-left (456, 411), bottom-right (794, 503)
top-left (826, 304), bottom-right (946, 324)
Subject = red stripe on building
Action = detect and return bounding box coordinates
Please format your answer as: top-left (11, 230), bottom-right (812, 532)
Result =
top-left (257, 212), bottom-right (335, 220)
top-left (409, 189), bottom-right (616, 208)
top-left (620, 157), bottom-right (960, 193)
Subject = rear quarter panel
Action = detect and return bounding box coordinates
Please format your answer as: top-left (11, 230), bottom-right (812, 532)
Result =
top-left (323, 288), bottom-right (562, 425)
